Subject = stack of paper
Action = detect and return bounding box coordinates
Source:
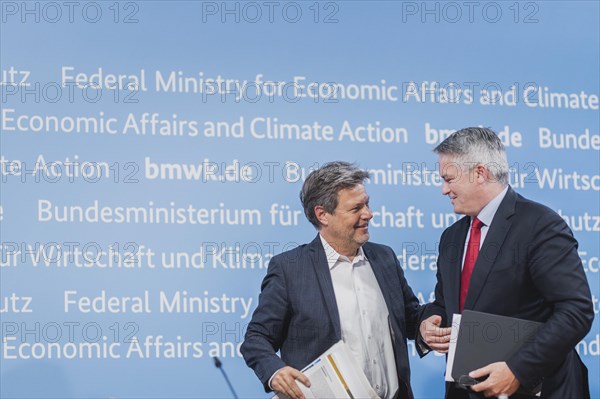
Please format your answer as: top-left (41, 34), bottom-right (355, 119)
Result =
top-left (274, 341), bottom-right (380, 399)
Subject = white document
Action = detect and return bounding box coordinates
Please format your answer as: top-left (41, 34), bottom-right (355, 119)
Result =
top-left (444, 313), bottom-right (461, 382)
top-left (274, 340), bottom-right (380, 399)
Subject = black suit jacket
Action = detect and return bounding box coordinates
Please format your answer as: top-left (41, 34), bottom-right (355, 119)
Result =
top-left (241, 236), bottom-right (423, 399)
top-left (422, 187), bottom-right (594, 398)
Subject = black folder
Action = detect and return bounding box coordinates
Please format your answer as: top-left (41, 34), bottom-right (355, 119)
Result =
top-left (451, 310), bottom-right (543, 391)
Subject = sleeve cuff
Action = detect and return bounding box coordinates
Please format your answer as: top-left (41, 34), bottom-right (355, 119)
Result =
top-left (416, 333), bottom-right (431, 356)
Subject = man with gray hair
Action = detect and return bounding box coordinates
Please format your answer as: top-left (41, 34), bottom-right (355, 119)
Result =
top-left (242, 161), bottom-right (423, 399)
top-left (419, 127), bottom-right (593, 398)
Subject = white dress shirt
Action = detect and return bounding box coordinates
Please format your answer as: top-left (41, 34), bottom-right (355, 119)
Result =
top-left (321, 236), bottom-right (399, 399)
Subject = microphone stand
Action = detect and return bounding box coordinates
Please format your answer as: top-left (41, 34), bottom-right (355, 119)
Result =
top-left (213, 356), bottom-right (239, 399)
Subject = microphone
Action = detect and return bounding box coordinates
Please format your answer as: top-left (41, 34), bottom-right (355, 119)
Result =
top-left (212, 356), bottom-right (239, 399)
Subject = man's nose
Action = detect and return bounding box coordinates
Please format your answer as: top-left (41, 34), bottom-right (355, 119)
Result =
top-left (362, 206), bottom-right (373, 220)
top-left (441, 181), bottom-right (450, 195)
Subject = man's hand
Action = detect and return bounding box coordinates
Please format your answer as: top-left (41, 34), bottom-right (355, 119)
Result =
top-left (470, 361), bottom-right (520, 398)
top-left (419, 315), bottom-right (452, 353)
top-left (271, 366), bottom-right (311, 399)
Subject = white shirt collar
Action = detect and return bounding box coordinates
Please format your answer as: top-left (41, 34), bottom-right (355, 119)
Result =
top-left (319, 234), bottom-right (366, 270)
top-left (476, 186), bottom-right (509, 226)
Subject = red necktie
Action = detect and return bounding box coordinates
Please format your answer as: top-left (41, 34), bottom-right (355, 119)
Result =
top-left (460, 218), bottom-right (483, 312)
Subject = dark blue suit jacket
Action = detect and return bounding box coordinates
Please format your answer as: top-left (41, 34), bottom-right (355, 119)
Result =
top-left (241, 236), bottom-right (422, 399)
top-left (422, 187), bottom-right (594, 398)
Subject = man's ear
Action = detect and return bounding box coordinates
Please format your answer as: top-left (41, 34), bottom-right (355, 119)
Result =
top-left (315, 206), bottom-right (328, 227)
top-left (474, 163), bottom-right (487, 183)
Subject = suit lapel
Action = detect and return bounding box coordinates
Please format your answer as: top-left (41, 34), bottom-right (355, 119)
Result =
top-left (447, 218), bottom-right (470, 316)
top-left (308, 236), bottom-right (341, 339)
top-left (463, 188), bottom-right (517, 310)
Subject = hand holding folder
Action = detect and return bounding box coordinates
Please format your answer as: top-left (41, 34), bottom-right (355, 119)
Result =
top-left (273, 341), bottom-right (379, 399)
top-left (446, 310), bottom-right (542, 394)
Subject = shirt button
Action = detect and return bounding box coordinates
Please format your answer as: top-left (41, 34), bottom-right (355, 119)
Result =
top-left (372, 359), bottom-right (377, 364)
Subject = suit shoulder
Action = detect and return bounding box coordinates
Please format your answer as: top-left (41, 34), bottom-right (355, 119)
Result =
top-left (363, 242), bottom-right (400, 263)
top-left (514, 193), bottom-right (564, 222)
top-left (268, 242), bottom-right (312, 267)
top-left (364, 241), bottom-right (393, 254)
top-left (505, 191), bottom-right (577, 240)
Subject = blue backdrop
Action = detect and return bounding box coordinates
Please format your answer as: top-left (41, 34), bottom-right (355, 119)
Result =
top-left (1, 1), bottom-right (598, 398)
